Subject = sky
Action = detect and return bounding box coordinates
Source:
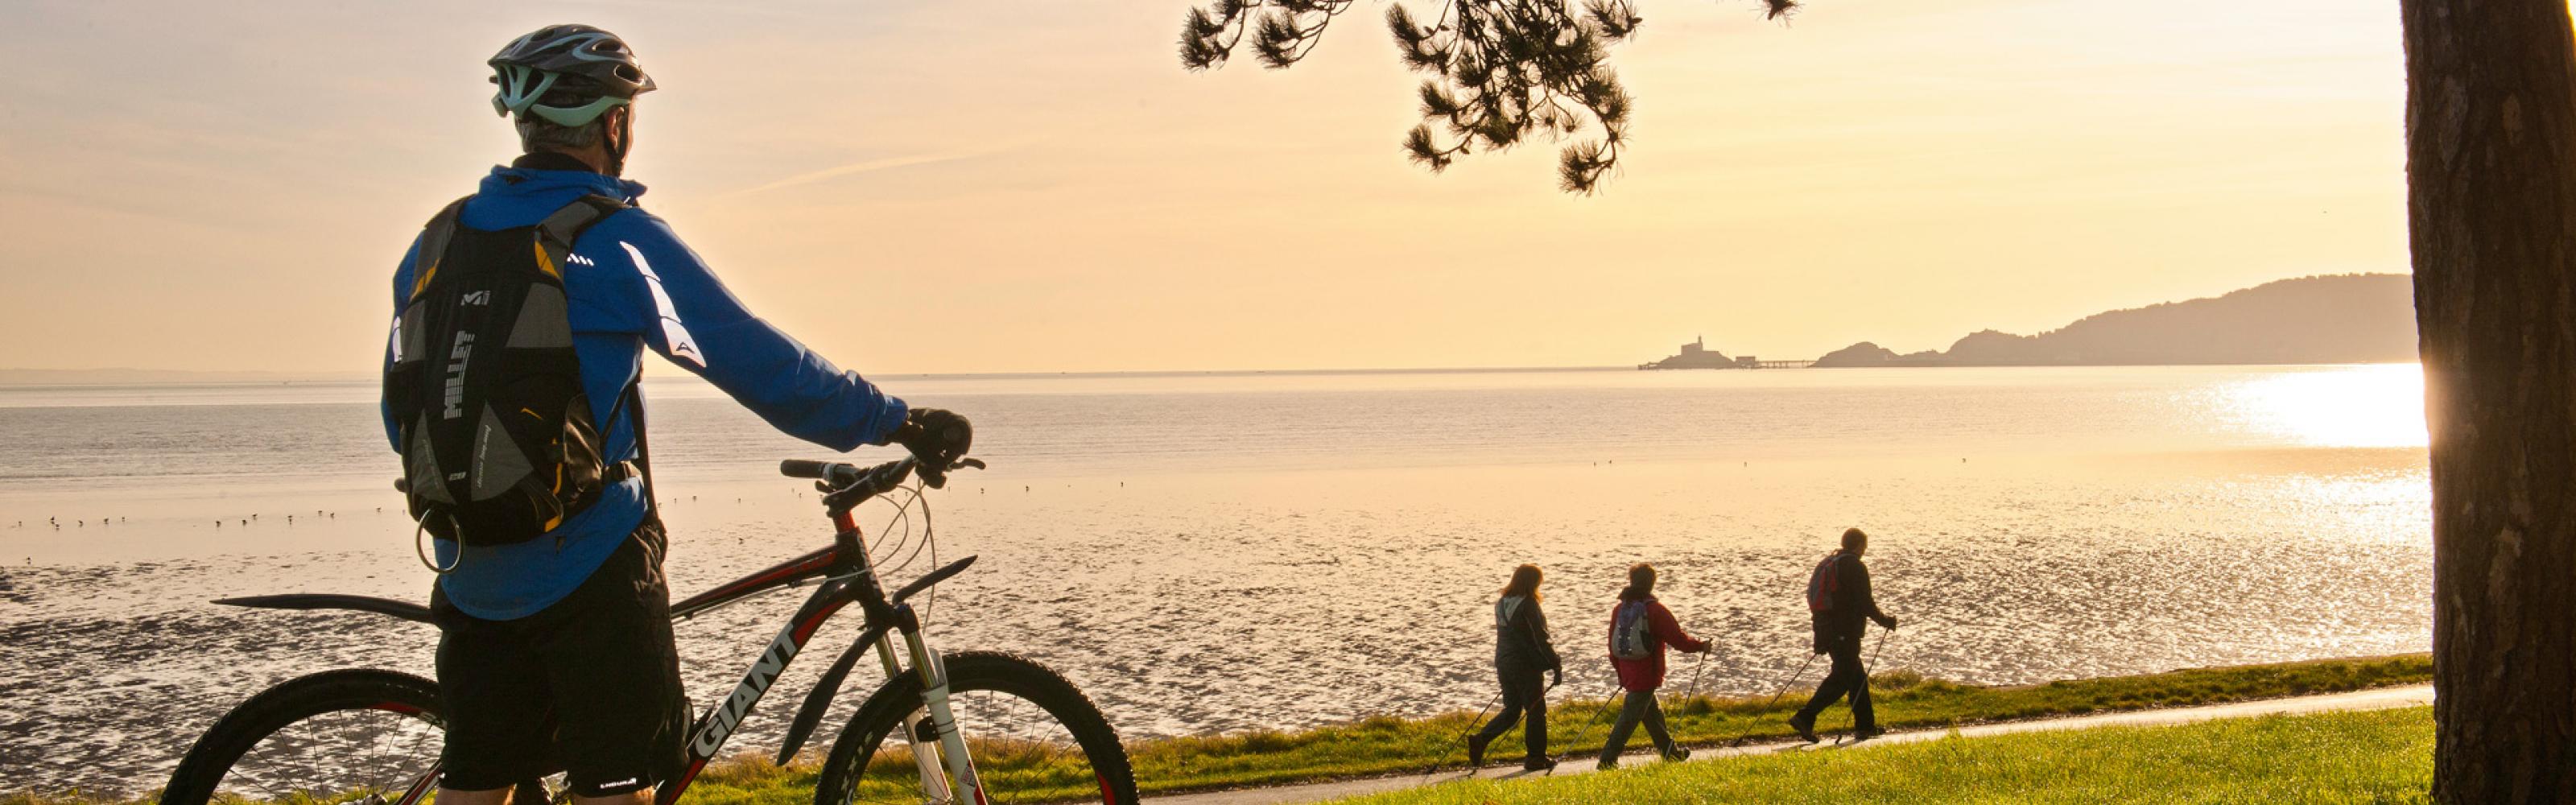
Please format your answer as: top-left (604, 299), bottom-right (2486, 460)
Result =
top-left (0, 0), bottom-right (2405, 375)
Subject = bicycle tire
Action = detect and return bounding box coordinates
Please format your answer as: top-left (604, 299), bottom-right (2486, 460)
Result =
top-left (815, 651), bottom-right (1138, 805)
top-left (162, 669), bottom-right (452, 805)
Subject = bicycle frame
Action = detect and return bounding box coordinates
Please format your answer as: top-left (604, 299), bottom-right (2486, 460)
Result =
top-left (277, 502), bottom-right (986, 805)
top-left (215, 464), bottom-right (992, 804)
top-left (650, 501), bottom-right (988, 805)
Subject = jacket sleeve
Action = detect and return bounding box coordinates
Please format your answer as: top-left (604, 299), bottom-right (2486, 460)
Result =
top-left (1842, 558), bottom-right (1887, 620)
top-left (597, 213), bottom-right (907, 450)
top-left (1650, 601), bottom-right (1710, 653)
top-left (1525, 602), bottom-right (1562, 671)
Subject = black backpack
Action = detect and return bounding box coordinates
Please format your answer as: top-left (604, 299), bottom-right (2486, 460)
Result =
top-left (385, 194), bottom-right (632, 547)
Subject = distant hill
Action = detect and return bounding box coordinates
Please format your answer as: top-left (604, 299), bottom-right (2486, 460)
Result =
top-left (1812, 275), bottom-right (2417, 368)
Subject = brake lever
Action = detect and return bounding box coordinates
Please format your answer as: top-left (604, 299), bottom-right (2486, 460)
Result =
top-left (913, 456), bottom-right (986, 490)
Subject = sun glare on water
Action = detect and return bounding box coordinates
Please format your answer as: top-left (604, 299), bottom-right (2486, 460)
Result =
top-left (2223, 364), bottom-right (2428, 448)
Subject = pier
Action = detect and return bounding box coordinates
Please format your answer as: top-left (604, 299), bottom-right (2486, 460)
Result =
top-left (1638, 337), bottom-right (1813, 370)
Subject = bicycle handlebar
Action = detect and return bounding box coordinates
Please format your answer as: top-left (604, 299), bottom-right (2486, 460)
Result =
top-left (779, 459), bottom-right (866, 486)
top-left (784, 456), bottom-right (986, 513)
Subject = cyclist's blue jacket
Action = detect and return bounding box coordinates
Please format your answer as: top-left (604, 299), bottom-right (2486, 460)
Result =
top-left (383, 157), bottom-right (908, 621)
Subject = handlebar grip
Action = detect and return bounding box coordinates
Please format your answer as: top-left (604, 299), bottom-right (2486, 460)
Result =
top-left (780, 460), bottom-right (850, 480)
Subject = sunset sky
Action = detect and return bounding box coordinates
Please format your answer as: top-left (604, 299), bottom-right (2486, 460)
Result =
top-left (0, 0), bottom-right (2404, 375)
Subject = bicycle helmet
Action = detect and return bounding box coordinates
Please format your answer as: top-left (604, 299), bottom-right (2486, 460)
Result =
top-left (489, 24), bottom-right (656, 127)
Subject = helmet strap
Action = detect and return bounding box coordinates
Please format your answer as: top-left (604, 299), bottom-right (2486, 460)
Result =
top-left (603, 106), bottom-right (633, 177)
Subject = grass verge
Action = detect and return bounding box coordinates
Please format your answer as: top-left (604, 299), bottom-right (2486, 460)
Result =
top-left (11, 653), bottom-right (2429, 805)
top-left (1092, 652), bottom-right (2429, 798)
top-left (1327, 706), bottom-right (2434, 804)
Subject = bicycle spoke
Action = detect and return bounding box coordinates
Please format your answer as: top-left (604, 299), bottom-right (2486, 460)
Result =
top-left (217, 708), bottom-right (443, 805)
top-left (839, 688), bottom-right (1108, 805)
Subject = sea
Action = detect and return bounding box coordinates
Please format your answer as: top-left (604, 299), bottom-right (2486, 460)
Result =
top-left (0, 365), bottom-right (2434, 795)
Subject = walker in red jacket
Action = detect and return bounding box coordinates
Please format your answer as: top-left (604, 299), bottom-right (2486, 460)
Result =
top-left (1596, 564), bottom-right (1711, 770)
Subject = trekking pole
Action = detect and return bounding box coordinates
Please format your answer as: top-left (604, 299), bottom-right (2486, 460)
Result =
top-left (1724, 652), bottom-right (1821, 749)
top-left (1550, 681), bottom-right (1624, 774)
top-left (1677, 650), bottom-right (1711, 706)
top-left (1828, 625), bottom-right (1900, 746)
top-left (1418, 691), bottom-right (1504, 781)
top-left (1864, 622), bottom-right (1896, 675)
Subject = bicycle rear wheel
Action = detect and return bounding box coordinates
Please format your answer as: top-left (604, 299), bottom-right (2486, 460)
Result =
top-left (163, 669), bottom-right (456, 805)
top-left (815, 651), bottom-right (1137, 805)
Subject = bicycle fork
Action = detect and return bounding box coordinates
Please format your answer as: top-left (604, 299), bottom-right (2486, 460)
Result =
top-left (877, 619), bottom-right (987, 805)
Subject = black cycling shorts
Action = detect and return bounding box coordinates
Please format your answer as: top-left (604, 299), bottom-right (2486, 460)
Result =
top-left (431, 519), bottom-right (690, 798)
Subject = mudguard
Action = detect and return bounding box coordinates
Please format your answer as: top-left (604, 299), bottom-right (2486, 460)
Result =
top-left (778, 621), bottom-right (894, 765)
top-left (214, 594), bottom-right (436, 624)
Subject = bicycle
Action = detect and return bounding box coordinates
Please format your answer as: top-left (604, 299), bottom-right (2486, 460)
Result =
top-left (161, 456), bottom-right (1140, 805)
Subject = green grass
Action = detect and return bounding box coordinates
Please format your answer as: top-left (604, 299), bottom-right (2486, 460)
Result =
top-left (1327, 706), bottom-right (2435, 805)
top-left (11, 654), bottom-right (2429, 805)
top-left (1089, 652), bottom-right (2429, 797)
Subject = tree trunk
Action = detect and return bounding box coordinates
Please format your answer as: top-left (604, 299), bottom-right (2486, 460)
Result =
top-left (2404, 0), bottom-right (2576, 800)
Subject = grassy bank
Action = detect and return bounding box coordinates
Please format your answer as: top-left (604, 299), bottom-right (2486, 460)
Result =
top-left (648, 652), bottom-right (2434, 805)
top-left (10, 654), bottom-right (2429, 805)
top-left (1330, 706), bottom-right (2435, 804)
top-left (1084, 652), bottom-right (2429, 799)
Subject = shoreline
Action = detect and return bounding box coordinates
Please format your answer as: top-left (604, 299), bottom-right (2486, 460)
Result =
top-left (0, 361), bottom-right (2427, 390)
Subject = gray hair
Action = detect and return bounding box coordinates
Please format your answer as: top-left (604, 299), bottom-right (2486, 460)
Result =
top-left (515, 114), bottom-right (607, 154)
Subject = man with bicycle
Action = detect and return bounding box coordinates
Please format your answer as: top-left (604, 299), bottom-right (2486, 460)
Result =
top-left (382, 25), bottom-right (969, 805)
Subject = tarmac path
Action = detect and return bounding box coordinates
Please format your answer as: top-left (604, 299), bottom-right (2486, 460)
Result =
top-left (1147, 683), bottom-right (2437, 804)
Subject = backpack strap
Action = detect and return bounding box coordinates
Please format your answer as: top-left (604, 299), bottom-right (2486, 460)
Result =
top-left (627, 381), bottom-right (661, 524)
top-left (406, 196), bottom-right (473, 302)
top-left (526, 193), bottom-right (657, 522)
top-left (532, 193), bottom-right (631, 279)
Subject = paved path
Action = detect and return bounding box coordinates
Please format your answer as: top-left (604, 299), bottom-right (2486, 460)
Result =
top-left (1148, 684), bottom-right (2435, 805)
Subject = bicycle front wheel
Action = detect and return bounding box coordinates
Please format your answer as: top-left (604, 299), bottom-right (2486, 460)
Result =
top-left (815, 651), bottom-right (1137, 805)
top-left (162, 669), bottom-right (451, 805)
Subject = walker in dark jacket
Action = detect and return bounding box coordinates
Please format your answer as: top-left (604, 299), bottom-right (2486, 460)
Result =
top-left (1468, 565), bottom-right (1562, 771)
top-left (1597, 564), bottom-right (1708, 770)
top-left (1790, 528), bottom-right (1897, 742)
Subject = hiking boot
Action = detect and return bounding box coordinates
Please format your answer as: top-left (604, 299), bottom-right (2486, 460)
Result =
top-left (1662, 746), bottom-right (1692, 762)
top-left (1523, 756), bottom-right (1558, 773)
top-left (1466, 733), bottom-right (1489, 767)
top-left (1593, 758), bottom-right (1617, 772)
top-left (1788, 714), bottom-right (1820, 744)
top-left (1852, 725), bottom-right (1886, 741)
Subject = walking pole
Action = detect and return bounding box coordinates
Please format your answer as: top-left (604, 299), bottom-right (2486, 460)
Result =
top-left (1724, 652), bottom-right (1822, 749)
top-left (1864, 622), bottom-right (1895, 675)
top-left (1422, 691), bottom-right (1505, 780)
top-left (1833, 624), bottom-right (1899, 745)
top-left (1675, 649), bottom-right (1711, 708)
top-left (1550, 680), bottom-right (1623, 775)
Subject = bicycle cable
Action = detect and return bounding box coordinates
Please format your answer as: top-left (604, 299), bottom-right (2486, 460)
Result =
top-left (678, 477), bottom-right (938, 623)
top-left (858, 477), bottom-right (942, 627)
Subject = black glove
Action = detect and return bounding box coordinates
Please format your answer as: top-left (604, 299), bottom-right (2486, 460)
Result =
top-left (1874, 614), bottom-right (1898, 631)
top-left (890, 408), bottom-right (972, 485)
top-left (1549, 668), bottom-right (1563, 688)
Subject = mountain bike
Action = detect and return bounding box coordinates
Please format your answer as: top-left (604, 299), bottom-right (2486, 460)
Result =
top-left (161, 456), bottom-right (1138, 805)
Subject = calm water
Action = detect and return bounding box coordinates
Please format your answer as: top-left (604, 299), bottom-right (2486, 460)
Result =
top-left (0, 365), bottom-right (2432, 795)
